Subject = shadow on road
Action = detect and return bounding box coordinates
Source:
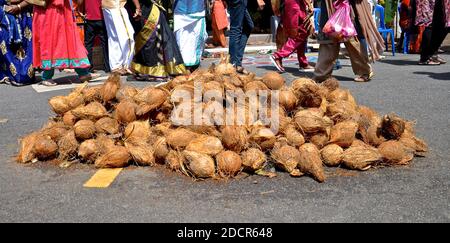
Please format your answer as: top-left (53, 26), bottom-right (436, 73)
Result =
top-left (413, 71), bottom-right (450, 81)
top-left (379, 59), bottom-right (419, 66)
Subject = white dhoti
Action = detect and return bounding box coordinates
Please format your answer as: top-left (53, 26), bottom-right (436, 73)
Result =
top-left (174, 12), bottom-right (208, 67)
top-left (103, 8), bottom-right (135, 71)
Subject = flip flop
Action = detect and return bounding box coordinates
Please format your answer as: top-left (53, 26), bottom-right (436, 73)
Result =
top-left (40, 80), bottom-right (58, 86)
top-left (269, 55), bottom-right (285, 73)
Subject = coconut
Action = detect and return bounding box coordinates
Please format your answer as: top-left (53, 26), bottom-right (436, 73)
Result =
top-left (298, 143), bottom-right (326, 182)
top-left (241, 148), bottom-right (266, 171)
top-left (351, 139), bottom-right (369, 148)
top-left (358, 106), bottom-right (380, 124)
top-left (221, 126), bottom-right (248, 152)
top-left (125, 142), bottom-right (155, 166)
top-left (342, 145), bottom-right (382, 170)
top-left (16, 132), bottom-right (40, 163)
top-left (78, 139), bottom-right (99, 163)
top-left (135, 88), bottom-right (167, 116)
top-left (32, 135), bottom-right (58, 160)
top-left (294, 109), bottom-right (333, 134)
top-left (48, 96), bottom-right (70, 115)
top-left (244, 81), bottom-right (269, 92)
top-left (153, 136), bottom-right (170, 160)
top-left (291, 77), bottom-right (316, 97)
top-left (321, 77), bottom-right (340, 92)
top-left (166, 150), bottom-right (184, 171)
top-left (216, 150), bottom-right (242, 177)
top-left (320, 144), bottom-right (343, 167)
top-left (82, 86), bottom-right (101, 103)
top-left (203, 81), bottom-right (224, 97)
top-left (262, 71), bottom-right (284, 90)
top-left (271, 145), bottom-right (300, 173)
top-left (66, 87), bottom-right (85, 109)
top-left (100, 74), bottom-right (121, 103)
top-left (296, 83), bottom-right (324, 108)
top-left (278, 90), bottom-right (298, 111)
top-left (183, 150), bottom-right (216, 178)
top-left (237, 72), bottom-right (256, 86)
top-left (73, 120), bottom-right (96, 140)
top-left (63, 111), bottom-right (78, 126)
top-left (186, 136), bottom-right (223, 156)
top-left (95, 117), bottom-right (119, 135)
top-left (215, 63), bottom-right (235, 76)
top-left (95, 145), bottom-right (130, 168)
top-left (326, 100), bottom-right (358, 122)
top-left (284, 125), bottom-right (305, 147)
top-left (58, 130), bottom-right (79, 160)
top-left (116, 86), bottom-right (138, 102)
top-left (399, 133), bottom-right (428, 156)
top-left (40, 122), bottom-right (69, 142)
top-left (327, 89), bottom-right (356, 106)
top-left (381, 113), bottom-right (406, 139)
top-left (378, 140), bottom-right (414, 165)
top-left (115, 99), bottom-right (137, 124)
top-left (249, 127), bottom-right (276, 150)
top-left (329, 121), bottom-right (358, 148)
top-left (96, 134), bottom-right (116, 154)
top-left (309, 132), bottom-right (329, 149)
top-left (166, 128), bottom-right (201, 149)
top-left (124, 120), bottom-right (151, 144)
top-left (71, 102), bottom-right (108, 120)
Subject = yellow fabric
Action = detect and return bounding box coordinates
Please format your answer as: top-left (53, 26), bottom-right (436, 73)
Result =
top-left (134, 4), bottom-right (160, 54)
top-left (101, 0), bottom-right (127, 9)
top-left (131, 62), bottom-right (187, 77)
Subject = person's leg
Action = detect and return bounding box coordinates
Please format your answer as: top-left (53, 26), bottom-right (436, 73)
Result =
top-left (96, 20), bottom-right (111, 72)
top-left (429, 0), bottom-right (448, 63)
top-left (227, 0), bottom-right (246, 66)
top-left (313, 43), bottom-right (340, 82)
top-left (84, 20), bottom-right (96, 73)
top-left (119, 8), bottom-right (135, 71)
top-left (344, 38), bottom-right (372, 78)
top-left (103, 8), bottom-right (123, 72)
top-left (41, 69), bottom-right (57, 86)
top-left (419, 27), bottom-right (434, 63)
top-left (236, 8), bottom-right (253, 67)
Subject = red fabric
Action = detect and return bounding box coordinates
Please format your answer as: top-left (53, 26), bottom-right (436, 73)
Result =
top-left (274, 24), bottom-right (309, 68)
top-left (281, 0), bottom-right (307, 37)
top-left (85, 0), bottom-right (103, 21)
top-left (212, 0), bottom-right (228, 31)
top-left (32, 0), bottom-right (89, 69)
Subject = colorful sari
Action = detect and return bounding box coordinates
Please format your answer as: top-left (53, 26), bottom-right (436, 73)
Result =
top-left (173, 0), bottom-right (208, 67)
top-left (0, 0), bottom-right (34, 85)
top-left (32, 0), bottom-right (90, 70)
top-left (211, 0), bottom-right (228, 47)
top-left (131, 0), bottom-right (186, 78)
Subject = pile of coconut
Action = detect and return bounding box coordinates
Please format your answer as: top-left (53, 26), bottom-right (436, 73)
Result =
top-left (16, 58), bottom-right (428, 182)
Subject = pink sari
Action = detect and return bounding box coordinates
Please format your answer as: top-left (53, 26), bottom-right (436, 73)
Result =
top-left (32, 0), bottom-right (90, 70)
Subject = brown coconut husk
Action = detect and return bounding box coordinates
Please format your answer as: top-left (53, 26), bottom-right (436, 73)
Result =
top-left (327, 89), bottom-right (357, 107)
top-left (294, 109), bottom-right (333, 134)
top-left (166, 150), bottom-right (184, 171)
top-left (284, 124), bottom-right (305, 147)
top-left (95, 145), bottom-right (130, 168)
top-left (297, 83), bottom-right (324, 108)
top-left (216, 150), bottom-right (242, 177)
top-left (96, 134), bottom-right (116, 154)
top-left (48, 96), bottom-right (70, 115)
top-left (100, 74), bottom-right (121, 103)
top-left (40, 121), bottom-right (69, 142)
top-left (73, 120), bottom-right (96, 140)
top-left (135, 88), bottom-right (167, 116)
top-left (125, 142), bottom-right (155, 166)
top-left (183, 150), bottom-right (216, 178)
top-left (186, 136), bottom-right (224, 156)
top-left (342, 145), bottom-right (382, 170)
top-left (221, 126), bottom-right (248, 152)
top-left (203, 81), bottom-right (224, 97)
top-left (71, 102), bottom-right (108, 120)
top-left (241, 148), bottom-right (266, 172)
top-left (33, 135), bottom-right (58, 160)
top-left (166, 128), bottom-right (201, 149)
top-left (271, 145), bottom-right (300, 173)
top-left (115, 99), bottom-right (138, 124)
top-left (298, 143), bottom-right (325, 182)
top-left (309, 132), bottom-right (329, 149)
top-left (237, 73), bottom-right (256, 86)
top-left (326, 100), bottom-right (358, 123)
top-left (321, 77), bottom-right (340, 92)
top-left (329, 120), bottom-right (359, 148)
top-left (153, 136), bottom-right (169, 161)
top-left (124, 120), bottom-right (151, 144)
top-left (278, 90), bottom-right (298, 111)
top-left (358, 106), bottom-right (380, 124)
top-left (378, 140), bottom-right (414, 165)
top-left (58, 130), bottom-right (79, 160)
top-left (95, 117), bottom-right (119, 135)
top-left (63, 111), bottom-right (78, 126)
top-left (16, 132), bottom-right (40, 163)
top-left (399, 133), bottom-right (428, 156)
top-left (116, 86), bottom-right (138, 102)
top-left (291, 77), bottom-right (316, 97)
top-left (244, 81), bottom-right (269, 92)
top-left (381, 113), bottom-right (406, 139)
top-left (321, 144), bottom-right (343, 167)
top-left (82, 86), bottom-right (101, 103)
top-left (215, 56), bottom-right (235, 76)
top-left (249, 127), bottom-right (276, 150)
top-left (78, 139), bottom-right (99, 163)
top-left (262, 71), bottom-right (284, 90)
top-left (66, 86), bottom-right (86, 109)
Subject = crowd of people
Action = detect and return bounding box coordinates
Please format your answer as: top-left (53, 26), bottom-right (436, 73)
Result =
top-left (0, 0), bottom-right (449, 87)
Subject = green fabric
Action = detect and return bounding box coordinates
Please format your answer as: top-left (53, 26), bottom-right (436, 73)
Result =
top-left (384, 0), bottom-right (399, 25)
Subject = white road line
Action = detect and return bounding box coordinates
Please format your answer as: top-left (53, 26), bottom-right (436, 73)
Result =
top-left (31, 76), bottom-right (108, 93)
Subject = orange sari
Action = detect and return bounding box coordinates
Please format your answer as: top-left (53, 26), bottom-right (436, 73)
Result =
top-left (211, 0), bottom-right (228, 47)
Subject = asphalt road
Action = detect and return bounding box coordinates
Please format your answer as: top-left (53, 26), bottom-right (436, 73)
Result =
top-left (0, 51), bottom-right (449, 223)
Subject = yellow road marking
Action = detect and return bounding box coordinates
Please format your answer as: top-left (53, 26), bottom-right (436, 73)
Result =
top-left (83, 168), bottom-right (123, 188)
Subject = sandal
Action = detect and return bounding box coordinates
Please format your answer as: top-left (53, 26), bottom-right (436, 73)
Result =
top-left (354, 72), bottom-right (374, 82)
top-left (418, 59), bottom-right (440, 65)
top-left (79, 74), bottom-right (93, 83)
top-left (235, 66), bottom-right (250, 75)
top-left (40, 80), bottom-right (58, 86)
top-left (432, 55), bottom-right (447, 64)
top-left (299, 64), bottom-right (315, 72)
top-left (269, 55), bottom-right (285, 73)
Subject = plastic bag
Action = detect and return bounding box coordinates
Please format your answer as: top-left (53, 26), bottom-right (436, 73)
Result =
top-left (322, 0), bottom-right (357, 42)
